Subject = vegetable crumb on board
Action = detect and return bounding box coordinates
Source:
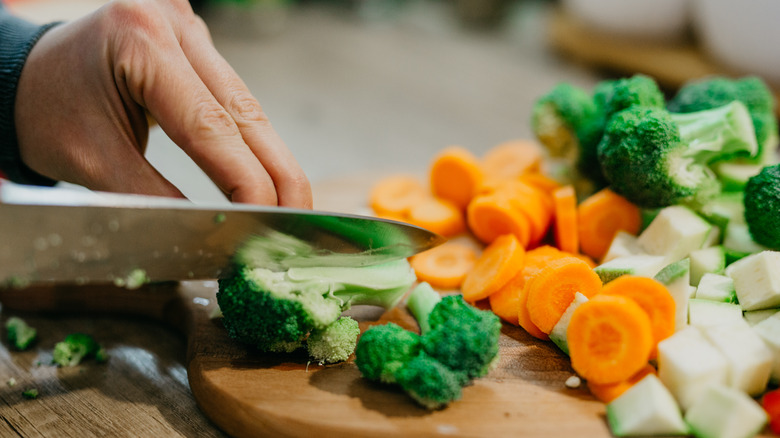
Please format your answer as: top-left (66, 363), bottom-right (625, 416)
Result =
top-left (565, 375), bottom-right (581, 388)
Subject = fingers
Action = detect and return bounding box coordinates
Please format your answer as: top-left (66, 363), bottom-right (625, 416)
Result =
top-left (171, 2), bottom-right (312, 208)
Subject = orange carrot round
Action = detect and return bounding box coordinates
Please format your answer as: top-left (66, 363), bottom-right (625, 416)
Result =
top-left (587, 364), bottom-right (657, 403)
top-left (567, 294), bottom-right (653, 385)
top-left (466, 194), bottom-right (531, 246)
top-left (461, 233), bottom-right (525, 303)
top-left (577, 188), bottom-right (641, 262)
top-left (552, 185), bottom-right (579, 254)
top-left (407, 197), bottom-right (466, 238)
top-left (410, 241), bottom-right (478, 290)
top-left (599, 275), bottom-right (676, 359)
top-left (519, 172), bottom-right (562, 194)
top-left (489, 273), bottom-right (524, 326)
top-left (369, 174), bottom-right (427, 217)
top-left (480, 140), bottom-right (543, 182)
top-left (515, 246), bottom-right (568, 340)
top-left (492, 180), bottom-right (554, 247)
top-left (429, 146), bottom-right (484, 210)
top-left (525, 256), bottom-right (602, 334)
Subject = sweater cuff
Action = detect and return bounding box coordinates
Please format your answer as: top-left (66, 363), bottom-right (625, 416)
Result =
top-left (0, 12), bottom-right (59, 186)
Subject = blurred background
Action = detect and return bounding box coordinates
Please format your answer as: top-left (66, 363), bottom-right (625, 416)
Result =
top-left (7, 0), bottom-right (780, 206)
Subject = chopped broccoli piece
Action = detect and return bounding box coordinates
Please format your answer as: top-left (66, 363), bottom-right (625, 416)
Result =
top-left (355, 282), bottom-right (501, 409)
top-left (306, 316), bottom-right (360, 364)
top-left (5, 317), bottom-right (37, 351)
top-left (7, 377), bottom-right (16, 387)
top-left (354, 323), bottom-right (421, 384)
top-left (668, 76), bottom-right (778, 162)
top-left (52, 333), bottom-right (107, 367)
top-left (598, 101), bottom-right (758, 208)
top-left (22, 388), bottom-right (38, 399)
top-left (216, 259), bottom-right (414, 361)
top-left (531, 82), bottom-right (597, 161)
top-left (744, 163), bottom-right (780, 249)
top-left (599, 74), bottom-right (666, 119)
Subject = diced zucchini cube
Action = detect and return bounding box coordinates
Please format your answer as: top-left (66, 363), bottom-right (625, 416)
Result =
top-left (594, 255), bottom-right (667, 284)
top-left (684, 384), bottom-right (767, 438)
top-left (695, 273), bottom-right (737, 304)
top-left (602, 231), bottom-right (644, 264)
top-left (722, 222), bottom-right (769, 260)
top-left (689, 246), bottom-right (727, 286)
top-left (688, 299), bottom-right (743, 329)
top-left (655, 259), bottom-right (693, 331)
top-left (605, 374), bottom-right (688, 437)
top-left (657, 327), bottom-right (729, 410)
top-left (638, 206), bottom-right (714, 264)
top-left (744, 308), bottom-right (780, 327)
top-left (752, 312), bottom-right (780, 384)
top-left (700, 319), bottom-right (772, 396)
top-left (549, 292), bottom-right (588, 355)
top-left (726, 250), bottom-right (780, 311)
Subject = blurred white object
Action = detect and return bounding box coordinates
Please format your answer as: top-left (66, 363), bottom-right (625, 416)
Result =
top-left (562, 0), bottom-right (690, 42)
top-left (692, 0), bottom-right (780, 86)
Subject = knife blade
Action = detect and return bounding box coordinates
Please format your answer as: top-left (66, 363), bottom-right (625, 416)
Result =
top-left (0, 181), bottom-right (444, 287)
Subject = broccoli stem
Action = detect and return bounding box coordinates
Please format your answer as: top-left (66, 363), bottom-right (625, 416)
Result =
top-left (671, 101), bottom-right (758, 161)
top-left (406, 282), bottom-right (442, 335)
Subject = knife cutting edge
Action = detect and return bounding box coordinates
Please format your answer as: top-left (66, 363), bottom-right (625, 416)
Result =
top-left (0, 181), bottom-right (445, 287)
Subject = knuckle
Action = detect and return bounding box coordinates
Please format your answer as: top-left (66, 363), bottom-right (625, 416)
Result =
top-left (191, 101), bottom-right (240, 139)
top-left (227, 94), bottom-right (267, 126)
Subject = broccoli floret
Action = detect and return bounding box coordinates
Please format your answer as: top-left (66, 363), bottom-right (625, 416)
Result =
top-left (531, 83), bottom-right (598, 161)
top-left (355, 282), bottom-right (501, 409)
top-left (744, 163), bottom-right (780, 249)
top-left (306, 316), bottom-right (361, 364)
top-left (354, 323), bottom-right (422, 384)
top-left (668, 76), bottom-right (778, 162)
top-left (5, 317), bottom-right (37, 351)
top-left (598, 101), bottom-right (758, 208)
top-left (216, 259), bottom-right (414, 361)
top-left (52, 333), bottom-right (107, 367)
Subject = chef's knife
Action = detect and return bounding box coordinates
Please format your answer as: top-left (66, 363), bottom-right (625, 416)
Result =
top-left (0, 181), bottom-right (444, 286)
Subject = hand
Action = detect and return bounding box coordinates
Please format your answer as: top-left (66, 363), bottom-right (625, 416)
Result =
top-left (14, 0), bottom-right (312, 208)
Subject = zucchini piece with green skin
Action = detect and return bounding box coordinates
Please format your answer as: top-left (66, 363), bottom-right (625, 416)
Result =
top-left (637, 205), bottom-right (715, 264)
top-left (753, 312), bottom-right (780, 384)
top-left (606, 374), bottom-right (688, 437)
top-left (744, 308), bottom-right (780, 327)
top-left (697, 191), bottom-right (745, 236)
top-left (549, 292), bottom-right (588, 355)
top-left (712, 159), bottom-right (766, 192)
top-left (601, 231), bottom-right (644, 264)
top-left (725, 250), bottom-right (780, 311)
top-left (723, 222), bottom-right (769, 262)
top-left (654, 258), bottom-right (693, 331)
top-left (688, 298), bottom-right (743, 329)
top-left (700, 319), bottom-right (772, 396)
top-left (657, 327), bottom-right (729, 411)
top-left (684, 384), bottom-right (768, 438)
top-left (594, 254), bottom-right (667, 284)
top-left (689, 246), bottom-right (727, 286)
top-left (694, 273), bottom-right (736, 303)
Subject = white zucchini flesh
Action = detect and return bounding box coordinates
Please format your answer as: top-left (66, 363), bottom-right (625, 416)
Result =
top-left (549, 292), bottom-right (588, 355)
top-left (688, 299), bottom-right (743, 329)
top-left (695, 273), bottom-right (737, 303)
top-left (726, 250), bottom-right (780, 311)
top-left (700, 319), bottom-right (772, 396)
top-left (637, 205), bottom-right (714, 264)
top-left (605, 374), bottom-right (688, 437)
top-left (752, 312), bottom-right (780, 384)
top-left (684, 384), bottom-right (768, 438)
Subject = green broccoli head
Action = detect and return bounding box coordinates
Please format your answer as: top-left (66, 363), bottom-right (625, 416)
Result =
top-left (306, 316), bottom-right (361, 364)
top-left (53, 333), bottom-right (107, 367)
top-left (422, 295), bottom-right (502, 379)
top-left (598, 101), bottom-right (757, 208)
top-left (394, 353), bottom-right (466, 410)
top-left (744, 163), bottom-right (780, 249)
top-left (600, 74), bottom-right (666, 119)
top-left (531, 83), bottom-right (597, 160)
top-left (668, 76), bottom-right (778, 161)
top-left (217, 260), bottom-right (414, 357)
top-left (5, 317), bottom-right (37, 351)
top-left (354, 322), bottom-right (422, 384)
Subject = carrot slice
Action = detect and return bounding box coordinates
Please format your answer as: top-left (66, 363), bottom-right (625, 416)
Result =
top-left (480, 140), bottom-right (543, 182)
top-left (492, 180), bottom-right (554, 247)
top-left (407, 197), bottom-right (466, 238)
top-left (489, 273), bottom-right (524, 326)
top-left (466, 193), bottom-right (531, 246)
top-left (552, 185), bottom-right (579, 254)
top-left (577, 188), bottom-right (642, 262)
top-left (567, 294), bottom-right (653, 385)
top-left (369, 175), bottom-right (427, 217)
top-left (519, 172), bottom-right (562, 194)
top-left (461, 233), bottom-right (525, 303)
top-left (587, 364), bottom-right (657, 403)
top-left (514, 246), bottom-right (569, 340)
top-left (429, 146), bottom-right (484, 210)
top-left (410, 241), bottom-right (478, 289)
top-left (599, 275), bottom-right (676, 359)
top-left (525, 256), bottom-right (602, 334)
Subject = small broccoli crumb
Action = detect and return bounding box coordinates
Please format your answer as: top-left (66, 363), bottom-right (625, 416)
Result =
top-left (5, 316), bottom-right (37, 351)
top-left (22, 388), bottom-right (38, 399)
top-left (7, 377), bottom-right (16, 387)
top-left (213, 212), bottom-right (227, 224)
top-left (53, 333), bottom-right (108, 367)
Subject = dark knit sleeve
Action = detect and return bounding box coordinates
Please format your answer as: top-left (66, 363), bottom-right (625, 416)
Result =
top-left (0, 5), bottom-right (59, 185)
